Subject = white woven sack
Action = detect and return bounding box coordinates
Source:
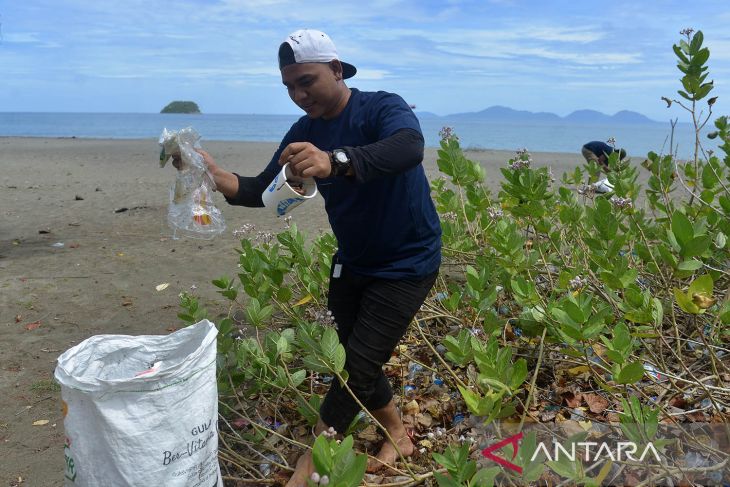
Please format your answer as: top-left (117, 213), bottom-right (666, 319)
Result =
top-left (54, 320), bottom-right (222, 487)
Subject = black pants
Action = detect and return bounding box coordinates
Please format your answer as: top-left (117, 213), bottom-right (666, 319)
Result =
top-left (318, 260), bottom-right (437, 434)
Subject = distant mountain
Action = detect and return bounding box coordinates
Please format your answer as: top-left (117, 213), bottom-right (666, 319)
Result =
top-left (450, 105), bottom-right (561, 123)
top-left (413, 111), bottom-right (440, 118)
top-left (611, 110), bottom-right (656, 124)
top-left (563, 109), bottom-right (611, 124)
top-left (418, 106), bottom-right (659, 125)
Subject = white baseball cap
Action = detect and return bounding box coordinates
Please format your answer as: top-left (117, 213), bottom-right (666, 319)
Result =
top-left (278, 29), bottom-right (357, 79)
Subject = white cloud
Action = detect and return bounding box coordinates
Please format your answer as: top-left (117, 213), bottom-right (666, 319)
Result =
top-left (526, 27), bottom-right (604, 43)
top-left (564, 78), bottom-right (675, 88)
top-left (353, 68), bottom-right (390, 80)
top-left (520, 47), bottom-right (642, 65)
top-left (4, 32), bottom-right (41, 43)
top-left (3, 31), bottom-right (61, 47)
top-left (353, 25), bottom-right (604, 45)
top-left (433, 41), bottom-right (641, 66)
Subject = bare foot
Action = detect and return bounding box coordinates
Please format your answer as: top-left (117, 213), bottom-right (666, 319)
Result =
top-left (366, 434), bottom-right (415, 473)
top-left (285, 450), bottom-right (314, 487)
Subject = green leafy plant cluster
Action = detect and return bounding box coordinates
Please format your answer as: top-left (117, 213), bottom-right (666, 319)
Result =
top-left (178, 29), bottom-right (728, 486)
top-left (309, 435), bottom-right (367, 487)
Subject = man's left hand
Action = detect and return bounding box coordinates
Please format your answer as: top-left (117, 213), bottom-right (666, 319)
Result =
top-left (279, 142), bottom-right (331, 178)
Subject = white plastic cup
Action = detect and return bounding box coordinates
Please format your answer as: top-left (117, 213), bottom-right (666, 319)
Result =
top-left (261, 163), bottom-right (318, 216)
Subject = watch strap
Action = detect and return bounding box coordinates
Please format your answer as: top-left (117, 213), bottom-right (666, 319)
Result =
top-left (329, 149), bottom-right (351, 177)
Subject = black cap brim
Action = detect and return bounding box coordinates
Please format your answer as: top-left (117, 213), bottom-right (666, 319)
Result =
top-left (341, 62), bottom-right (356, 79)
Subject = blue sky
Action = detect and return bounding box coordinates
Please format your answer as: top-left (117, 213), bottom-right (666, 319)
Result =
top-left (2, 0), bottom-right (729, 120)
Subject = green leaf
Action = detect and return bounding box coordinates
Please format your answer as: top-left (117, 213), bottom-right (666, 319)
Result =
top-left (702, 163), bottom-right (720, 189)
top-left (220, 288), bottom-right (236, 300)
top-left (612, 322), bottom-right (631, 351)
top-left (510, 358), bottom-right (528, 390)
top-left (218, 318), bottom-right (233, 335)
top-left (719, 300), bottom-right (730, 324)
top-left (624, 309), bottom-right (654, 325)
top-left (688, 274), bottom-right (713, 296)
top-left (461, 461), bottom-right (477, 485)
top-left (511, 276), bottom-right (528, 298)
top-left (212, 277), bottom-right (230, 289)
top-left (465, 265), bottom-right (482, 290)
top-left (302, 354), bottom-right (331, 374)
top-left (329, 436), bottom-right (367, 487)
top-left (682, 235), bottom-right (711, 258)
top-left (604, 349), bottom-right (624, 364)
top-left (320, 328), bottom-right (340, 360)
top-left (290, 369), bottom-right (307, 388)
top-left (652, 298), bottom-right (663, 328)
top-left (177, 313), bottom-right (194, 323)
top-left (471, 467), bottom-right (500, 487)
top-left (332, 345), bottom-right (346, 374)
top-left (689, 31), bottom-right (704, 54)
top-left (245, 298), bottom-right (262, 327)
top-left (674, 288), bottom-right (700, 314)
top-left (671, 211), bottom-right (693, 247)
top-left (698, 80), bottom-right (714, 98)
top-left (332, 446), bottom-right (355, 476)
top-left (296, 394), bottom-right (321, 426)
top-left (551, 307), bottom-right (576, 327)
top-left (619, 269), bottom-right (639, 289)
top-left (677, 259), bottom-right (703, 271)
top-left (720, 195), bottom-right (730, 214)
top-left (715, 232), bottom-right (727, 249)
top-left (564, 300), bottom-right (587, 324)
top-left (259, 304), bottom-right (274, 324)
top-left (276, 286), bottom-right (293, 302)
top-left (673, 44), bottom-right (689, 63)
top-left (518, 431), bottom-right (545, 481)
top-left (458, 385), bottom-right (488, 416)
top-left (547, 456), bottom-right (578, 479)
top-left (593, 460), bottom-right (614, 486)
top-left (311, 435), bottom-right (333, 475)
top-left (339, 453), bottom-right (367, 487)
top-left (617, 361), bottom-right (646, 384)
top-left (434, 472), bottom-right (461, 487)
top-left (432, 452), bottom-right (457, 471)
top-left (560, 322), bottom-right (583, 342)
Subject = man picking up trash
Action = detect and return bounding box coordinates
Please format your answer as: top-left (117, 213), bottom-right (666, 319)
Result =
top-left (172, 29), bottom-right (441, 486)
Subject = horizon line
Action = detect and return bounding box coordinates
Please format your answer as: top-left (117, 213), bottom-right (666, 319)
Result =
top-left (0, 109), bottom-right (678, 123)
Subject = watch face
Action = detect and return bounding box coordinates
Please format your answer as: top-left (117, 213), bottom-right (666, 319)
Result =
top-left (335, 150), bottom-right (349, 163)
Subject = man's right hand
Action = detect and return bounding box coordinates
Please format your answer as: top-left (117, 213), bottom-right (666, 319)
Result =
top-left (171, 150), bottom-right (220, 173)
top-left (170, 150), bottom-right (240, 199)
top-left (279, 142), bottom-right (332, 178)
top-left (195, 149), bottom-right (220, 174)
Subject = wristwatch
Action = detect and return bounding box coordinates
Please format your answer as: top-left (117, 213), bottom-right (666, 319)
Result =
top-left (329, 149), bottom-right (352, 177)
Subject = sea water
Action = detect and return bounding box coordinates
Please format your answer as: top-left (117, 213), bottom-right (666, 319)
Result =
top-left (0, 112), bottom-right (718, 159)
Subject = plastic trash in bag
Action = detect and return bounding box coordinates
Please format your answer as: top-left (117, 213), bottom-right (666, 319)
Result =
top-left (159, 127), bottom-right (225, 239)
top-left (54, 320), bottom-right (223, 487)
top-left (592, 177), bottom-right (614, 194)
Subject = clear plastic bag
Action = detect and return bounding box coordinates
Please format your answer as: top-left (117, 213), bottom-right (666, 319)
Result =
top-left (158, 127), bottom-right (225, 239)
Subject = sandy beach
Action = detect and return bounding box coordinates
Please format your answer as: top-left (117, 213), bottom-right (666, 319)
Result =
top-left (0, 137), bottom-right (587, 485)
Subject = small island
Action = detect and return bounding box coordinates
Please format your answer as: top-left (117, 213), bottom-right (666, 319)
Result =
top-left (160, 101), bottom-right (201, 114)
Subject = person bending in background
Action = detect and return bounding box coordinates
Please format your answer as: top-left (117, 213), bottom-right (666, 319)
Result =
top-left (176, 29), bottom-right (441, 486)
top-left (581, 140), bottom-right (627, 174)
